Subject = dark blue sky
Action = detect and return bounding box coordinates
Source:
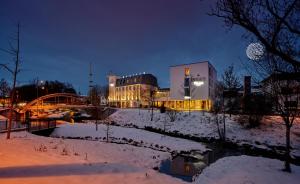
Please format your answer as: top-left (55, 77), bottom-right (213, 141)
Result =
top-left (0, 0), bottom-right (249, 94)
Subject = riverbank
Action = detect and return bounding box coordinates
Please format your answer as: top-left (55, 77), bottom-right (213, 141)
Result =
top-left (105, 109), bottom-right (300, 159)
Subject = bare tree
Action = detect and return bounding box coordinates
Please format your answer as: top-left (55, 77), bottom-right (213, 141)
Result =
top-left (210, 0), bottom-right (300, 70)
top-left (262, 72), bottom-right (300, 172)
top-left (140, 86), bottom-right (156, 121)
top-left (105, 121), bottom-right (112, 143)
top-left (0, 23), bottom-right (21, 139)
top-left (222, 65), bottom-right (241, 116)
top-left (211, 0), bottom-right (300, 172)
top-left (212, 81), bottom-right (226, 141)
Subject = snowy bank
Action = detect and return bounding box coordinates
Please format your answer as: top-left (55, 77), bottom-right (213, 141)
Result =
top-left (51, 123), bottom-right (207, 153)
top-left (195, 155), bottom-right (300, 184)
top-left (107, 109), bottom-right (300, 157)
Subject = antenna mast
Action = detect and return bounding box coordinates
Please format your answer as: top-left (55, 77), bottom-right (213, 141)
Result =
top-left (89, 62), bottom-right (93, 104)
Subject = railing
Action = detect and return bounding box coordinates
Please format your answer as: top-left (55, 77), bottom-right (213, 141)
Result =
top-left (28, 120), bottom-right (57, 132)
top-left (0, 120), bottom-right (57, 133)
top-left (0, 121), bottom-right (27, 133)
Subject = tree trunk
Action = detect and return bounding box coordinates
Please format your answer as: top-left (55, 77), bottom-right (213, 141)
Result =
top-left (6, 23), bottom-right (20, 139)
top-left (223, 113), bottom-right (226, 140)
top-left (151, 101), bottom-right (153, 121)
top-left (7, 93), bottom-right (14, 139)
top-left (284, 123), bottom-right (291, 172)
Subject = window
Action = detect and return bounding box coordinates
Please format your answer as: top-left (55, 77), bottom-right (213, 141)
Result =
top-left (184, 87), bottom-right (190, 97)
top-left (185, 68), bottom-right (190, 76)
top-left (184, 78), bottom-right (190, 88)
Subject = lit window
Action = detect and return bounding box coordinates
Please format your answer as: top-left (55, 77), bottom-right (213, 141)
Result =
top-left (185, 68), bottom-right (190, 76)
top-left (184, 164), bottom-right (190, 173)
top-left (193, 81), bottom-right (204, 86)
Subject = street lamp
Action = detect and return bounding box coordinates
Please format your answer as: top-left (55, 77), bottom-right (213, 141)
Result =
top-left (36, 79), bottom-right (44, 117)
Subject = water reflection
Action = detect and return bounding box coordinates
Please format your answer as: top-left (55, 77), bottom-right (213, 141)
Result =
top-left (159, 145), bottom-right (243, 182)
top-left (159, 151), bottom-right (210, 182)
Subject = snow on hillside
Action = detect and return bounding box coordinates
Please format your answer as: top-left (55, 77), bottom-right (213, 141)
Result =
top-left (107, 109), bottom-right (300, 157)
top-left (195, 155), bottom-right (300, 184)
top-left (0, 132), bottom-right (185, 184)
top-left (51, 123), bottom-right (207, 153)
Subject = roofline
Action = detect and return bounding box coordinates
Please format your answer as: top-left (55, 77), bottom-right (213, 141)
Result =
top-left (170, 60), bottom-right (210, 68)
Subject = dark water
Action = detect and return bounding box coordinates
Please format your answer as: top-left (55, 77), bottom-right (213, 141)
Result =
top-left (159, 143), bottom-right (243, 182)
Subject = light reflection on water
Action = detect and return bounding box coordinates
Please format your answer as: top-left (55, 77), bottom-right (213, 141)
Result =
top-left (159, 145), bottom-right (243, 182)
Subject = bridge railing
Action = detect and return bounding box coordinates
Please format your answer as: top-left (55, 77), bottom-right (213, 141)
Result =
top-left (28, 120), bottom-right (57, 132)
top-left (0, 121), bottom-right (27, 133)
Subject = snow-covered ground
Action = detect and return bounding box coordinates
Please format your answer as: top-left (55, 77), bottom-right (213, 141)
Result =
top-left (195, 155), bottom-right (300, 184)
top-left (0, 132), bottom-right (184, 184)
top-left (106, 109), bottom-right (300, 157)
top-left (51, 123), bottom-right (207, 153)
top-left (1, 132), bottom-right (300, 184)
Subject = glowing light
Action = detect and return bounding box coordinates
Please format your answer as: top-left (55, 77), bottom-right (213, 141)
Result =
top-left (110, 83), bottom-right (115, 87)
top-left (193, 81), bottom-right (204, 87)
top-left (246, 42), bottom-right (264, 60)
top-left (184, 96), bottom-right (191, 99)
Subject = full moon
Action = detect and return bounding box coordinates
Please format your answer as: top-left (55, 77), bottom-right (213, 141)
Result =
top-left (246, 42), bottom-right (265, 60)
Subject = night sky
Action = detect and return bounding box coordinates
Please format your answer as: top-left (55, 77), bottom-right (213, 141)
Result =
top-left (0, 0), bottom-right (250, 94)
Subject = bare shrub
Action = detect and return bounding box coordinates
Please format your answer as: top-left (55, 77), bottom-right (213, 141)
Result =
top-left (166, 109), bottom-right (177, 122)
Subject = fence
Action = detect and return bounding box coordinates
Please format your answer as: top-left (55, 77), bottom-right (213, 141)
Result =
top-left (0, 121), bottom-right (27, 132)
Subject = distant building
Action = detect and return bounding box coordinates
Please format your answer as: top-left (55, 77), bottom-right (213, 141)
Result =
top-left (0, 97), bottom-right (10, 108)
top-left (108, 73), bottom-right (158, 108)
top-left (261, 72), bottom-right (300, 111)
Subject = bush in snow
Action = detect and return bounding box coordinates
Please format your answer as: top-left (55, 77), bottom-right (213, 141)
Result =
top-left (166, 109), bottom-right (178, 122)
top-left (35, 144), bottom-right (47, 152)
top-left (61, 146), bottom-right (70, 156)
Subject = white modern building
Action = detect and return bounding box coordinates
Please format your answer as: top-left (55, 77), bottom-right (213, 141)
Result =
top-left (156, 61), bottom-right (217, 111)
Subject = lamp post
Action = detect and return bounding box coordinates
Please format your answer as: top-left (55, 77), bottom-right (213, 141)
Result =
top-left (36, 79), bottom-right (44, 117)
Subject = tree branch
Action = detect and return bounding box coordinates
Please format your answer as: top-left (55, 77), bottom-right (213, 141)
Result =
top-left (0, 63), bottom-right (13, 74)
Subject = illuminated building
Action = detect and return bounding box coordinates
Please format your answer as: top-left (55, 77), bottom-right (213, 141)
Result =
top-left (155, 61), bottom-right (217, 111)
top-left (108, 73), bottom-right (158, 108)
top-left (108, 61), bottom-right (217, 111)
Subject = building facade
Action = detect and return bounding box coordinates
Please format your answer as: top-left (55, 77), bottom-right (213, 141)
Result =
top-left (108, 61), bottom-right (217, 111)
top-left (156, 61), bottom-right (217, 111)
top-left (108, 73), bottom-right (158, 108)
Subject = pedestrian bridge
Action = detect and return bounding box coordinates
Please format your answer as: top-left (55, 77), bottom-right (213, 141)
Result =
top-left (20, 93), bottom-right (86, 113)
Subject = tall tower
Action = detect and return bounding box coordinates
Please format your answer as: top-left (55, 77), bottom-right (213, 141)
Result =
top-left (89, 62), bottom-right (93, 104)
